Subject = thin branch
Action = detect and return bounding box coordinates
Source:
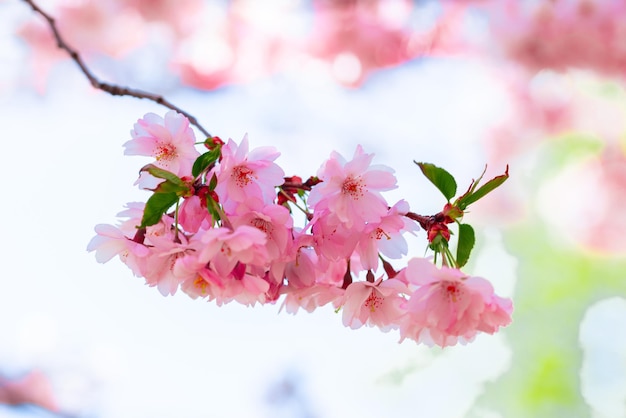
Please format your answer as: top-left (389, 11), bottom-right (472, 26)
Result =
top-left (21, 0), bottom-right (212, 138)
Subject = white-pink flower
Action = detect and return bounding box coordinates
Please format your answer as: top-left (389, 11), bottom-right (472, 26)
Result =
top-left (141, 231), bottom-right (195, 296)
top-left (355, 200), bottom-right (418, 270)
top-left (399, 258), bottom-right (513, 347)
top-left (123, 111), bottom-right (199, 183)
top-left (198, 225), bottom-right (269, 278)
top-left (281, 284), bottom-right (344, 314)
top-left (231, 203), bottom-right (294, 282)
top-left (213, 135), bottom-right (284, 212)
top-left (341, 278), bottom-right (408, 330)
top-left (87, 224), bottom-right (149, 277)
top-left (178, 195), bottom-right (212, 233)
top-left (308, 145), bottom-right (396, 230)
top-left (310, 210), bottom-right (363, 261)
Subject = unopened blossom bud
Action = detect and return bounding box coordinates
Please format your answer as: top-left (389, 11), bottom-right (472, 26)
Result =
top-left (427, 223), bottom-right (450, 243)
top-left (442, 203), bottom-right (463, 223)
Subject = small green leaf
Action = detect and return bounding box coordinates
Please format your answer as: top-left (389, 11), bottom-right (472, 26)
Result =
top-left (139, 192), bottom-right (179, 228)
top-left (208, 173), bottom-right (218, 191)
top-left (140, 164), bottom-right (186, 187)
top-left (205, 193), bottom-right (221, 223)
top-left (192, 147), bottom-right (221, 178)
top-left (456, 223), bottom-right (475, 268)
top-left (415, 162), bottom-right (457, 201)
top-left (457, 166), bottom-right (509, 210)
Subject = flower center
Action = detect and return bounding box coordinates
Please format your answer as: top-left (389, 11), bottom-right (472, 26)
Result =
top-left (233, 165), bottom-right (254, 187)
top-left (364, 291), bottom-right (383, 312)
top-left (441, 281), bottom-right (463, 303)
top-left (193, 276), bottom-right (209, 295)
top-left (342, 176), bottom-right (365, 199)
top-left (220, 243), bottom-right (232, 257)
top-left (155, 142), bottom-right (177, 162)
top-left (372, 227), bottom-right (390, 240)
top-left (251, 217), bottom-right (272, 234)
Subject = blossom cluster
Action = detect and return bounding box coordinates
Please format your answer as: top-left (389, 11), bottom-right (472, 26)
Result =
top-left (18, 0), bottom-right (463, 91)
top-left (88, 110), bottom-right (512, 347)
top-left (486, 0), bottom-right (626, 76)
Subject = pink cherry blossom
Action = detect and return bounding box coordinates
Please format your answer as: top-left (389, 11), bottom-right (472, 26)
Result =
top-left (308, 145), bottom-right (397, 231)
top-left (123, 110), bottom-right (200, 183)
top-left (341, 277), bottom-right (408, 330)
top-left (87, 224), bottom-right (149, 277)
top-left (171, 226), bottom-right (272, 303)
top-left (310, 211), bottom-right (363, 260)
top-left (179, 195), bottom-right (212, 234)
top-left (282, 244), bottom-right (347, 312)
top-left (232, 204), bottom-right (293, 260)
top-left (141, 232), bottom-right (195, 296)
top-left (399, 258), bottom-right (512, 347)
top-left (115, 202), bottom-right (146, 235)
top-left (284, 245), bottom-right (318, 289)
top-left (231, 203), bottom-right (294, 281)
top-left (213, 135), bottom-right (285, 212)
top-left (180, 269), bottom-right (222, 300)
top-left (281, 284), bottom-right (345, 314)
top-left (197, 225), bottom-right (269, 278)
top-left (215, 269), bottom-right (271, 307)
top-left (354, 200), bottom-right (418, 270)
top-left (177, 251), bottom-right (271, 306)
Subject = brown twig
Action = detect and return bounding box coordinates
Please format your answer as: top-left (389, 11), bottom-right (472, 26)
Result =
top-left (21, 0), bottom-right (212, 138)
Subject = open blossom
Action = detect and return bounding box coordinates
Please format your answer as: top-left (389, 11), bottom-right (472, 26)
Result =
top-left (310, 210), bottom-right (363, 260)
top-left (282, 244), bottom-right (347, 312)
top-left (213, 135), bottom-right (285, 212)
top-left (178, 195), bottom-right (212, 234)
top-left (177, 252), bottom-right (272, 307)
top-left (308, 145), bottom-right (397, 230)
top-left (341, 278), bottom-right (408, 330)
top-left (231, 204), bottom-right (294, 282)
top-left (141, 232), bottom-right (196, 296)
top-left (281, 284), bottom-right (345, 314)
top-left (123, 110), bottom-right (199, 184)
top-left (354, 200), bottom-right (418, 270)
top-left (87, 224), bottom-right (149, 276)
top-left (399, 258), bottom-right (513, 347)
top-left (197, 225), bottom-right (269, 277)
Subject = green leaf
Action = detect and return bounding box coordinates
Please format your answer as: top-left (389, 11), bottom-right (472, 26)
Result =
top-left (208, 173), bottom-right (218, 192)
top-left (152, 180), bottom-right (190, 195)
top-left (457, 166), bottom-right (509, 210)
top-left (456, 223), bottom-right (475, 268)
top-left (140, 164), bottom-right (186, 187)
top-left (205, 193), bottom-right (221, 223)
top-left (415, 162), bottom-right (457, 201)
top-left (139, 192), bottom-right (179, 228)
top-left (192, 147), bottom-right (221, 178)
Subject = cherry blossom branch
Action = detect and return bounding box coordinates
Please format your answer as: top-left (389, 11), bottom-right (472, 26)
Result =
top-left (20, 0), bottom-right (212, 139)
